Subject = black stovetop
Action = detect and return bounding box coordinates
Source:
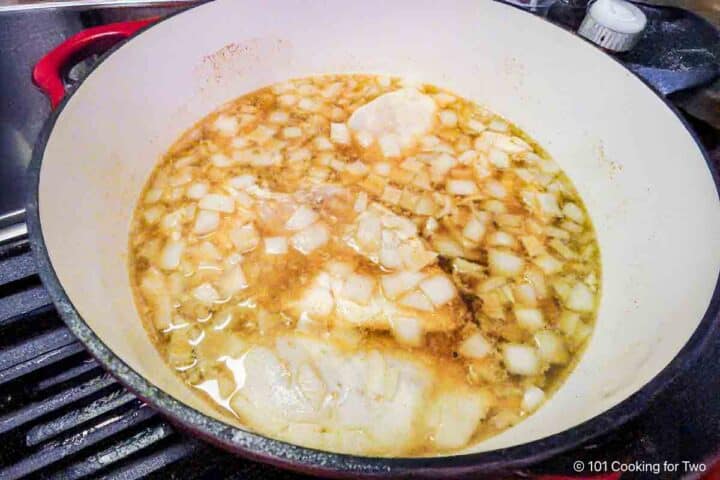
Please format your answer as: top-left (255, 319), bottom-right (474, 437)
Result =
top-left (0, 2), bottom-right (719, 479)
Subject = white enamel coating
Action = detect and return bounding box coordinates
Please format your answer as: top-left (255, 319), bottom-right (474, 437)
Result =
top-left (37, 0), bottom-right (720, 455)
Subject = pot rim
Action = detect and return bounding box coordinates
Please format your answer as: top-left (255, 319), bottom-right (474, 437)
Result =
top-left (25, 2), bottom-right (720, 477)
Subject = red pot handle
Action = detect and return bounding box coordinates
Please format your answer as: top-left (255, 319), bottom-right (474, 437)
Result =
top-left (32, 18), bottom-right (158, 110)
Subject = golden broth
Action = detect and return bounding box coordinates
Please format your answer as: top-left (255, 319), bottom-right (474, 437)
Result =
top-left (129, 74), bottom-right (600, 456)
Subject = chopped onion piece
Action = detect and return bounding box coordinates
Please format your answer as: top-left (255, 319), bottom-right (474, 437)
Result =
top-left (534, 330), bottom-right (569, 364)
top-left (465, 119), bottom-right (487, 133)
top-left (298, 97), bottom-right (319, 112)
top-left (521, 386), bottom-right (545, 412)
top-left (487, 231), bottom-right (516, 248)
top-left (230, 223), bottom-right (260, 252)
top-left (285, 205), bottom-right (318, 231)
top-left (356, 214), bottom-right (382, 250)
top-left (514, 307), bottom-right (545, 331)
top-left (340, 273), bottom-right (375, 305)
top-left (192, 283), bottom-right (220, 304)
top-left (502, 344), bottom-right (540, 376)
top-left (520, 235), bottom-right (546, 257)
top-left (463, 216), bottom-right (486, 242)
top-left (392, 316), bottom-right (424, 346)
top-left (430, 153), bottom-right (456, 179)
top-left (314, 136), bottom-right (333, 151)
top-left (199, 194), bottom-right (235, 213)
top-left (210, 153), bottom-right (233, 167)
top-left (447, 179), bottom-right (478, 196)
top-left (398, 290), bottom-right (434, 311)
top-left (488, 249), bottom-right (525, 277)
top-left (330, 122), bottom-right (350, 145)
top-left (514, 283), bottom-right (538, 307)
top-left (459, 332), bottom-right (492, 359)
top-left (419, 275), bottom-right (456, 307)
top-left (291, 223), bottom-right (329, 254)
top-left (193, 210), bottom-right (220, 235)
top-left (354, 191), bottom-right (368, 212)
top-left (533, 254), bottom-right (563, 275)
top-left (565, 282), bottom-right (595, 312)
top-left (264, 236), bottom-right (288, 255)
top-left (536, 192), bottom-right (562, 217)
top-left (432, 235), bottom-right (464, 258)
top-left (562, 202), bottom-right (585, 224)
top-left (213, 115), bottom-right (239, 136)
top-left (558, 310), bottom-right (580, 336)
top-left (381, 271), bottom-right (426, 299)
top-left (428, 391), bottom-right (489, 449)
top-left (488, 149), bottom-right (510, 168)
top-left (439, 109), bottom-right (458, 127)
top-left (186, 183), bottom-right (208, 200)
top-left (268, 110), bottom-right (289, 124)
top-left (160, 240), bottom-right (184, 270)
top-left (489, 119), bottom-right (509, 132)
top-left (283, 126), bottom-right (302, 139)
top-left (347, 161), bottom-right (369, 176)
top-left (228, 174), bottom-right (256, 189)
top-left (485, 180), bottom-right (507, 199)
top-left (219, 264), bottom-right (248, 296)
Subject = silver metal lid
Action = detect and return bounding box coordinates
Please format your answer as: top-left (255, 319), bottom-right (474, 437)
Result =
top-left (578, 0), bottom-right (647, 52)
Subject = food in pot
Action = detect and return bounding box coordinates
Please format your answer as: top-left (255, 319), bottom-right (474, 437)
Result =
top-left (129, 74), bottom-right (600, 456)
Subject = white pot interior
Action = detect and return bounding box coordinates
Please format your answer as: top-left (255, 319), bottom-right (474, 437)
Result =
top-left (37, 0), bottom-right (720, 455)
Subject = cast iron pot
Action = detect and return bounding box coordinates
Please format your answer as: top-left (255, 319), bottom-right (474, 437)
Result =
top-left (26, 0), bottom-right (720, 477)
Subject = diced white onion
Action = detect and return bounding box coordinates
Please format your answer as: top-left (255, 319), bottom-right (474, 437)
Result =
top-left (488, 148), bottom-right (510, 168)
top-left (340, 273), bottom-right (375, 305)
top-left (536, 192), bottom-right (562, 217)
top-left (347, 161), bottom-right (369, 176)
top-left (463, 216), bottom-right (486, 243)
top-left (439, 109), bottom-right (458, 127)
top-left (230, 223), bottom-right (260, 252)
top-left (198, 194), bottom-right (235, 213)
top-left (330, 123), bottom-right (350, 145)
top-left (298, 97), bottom-right (319, 112)
top-left (219, 264), bottom-right (248, 296)
top-left (268, 110), bottom-right (289, 124)
top-left (485, 180), bottom-right (507, 199)
top-left (502, 344), bottom-right (540, 376)
top-left (291, 223), bottom-right (329, 254)
top-left (565, 282), bottom-right (595, 312)
top-left (285, 205), bottom-right (318, 231)
top-left (465, 119), bottom-right (486, 133)
top-left (558, 310), bottom-right (580, 336)
top-left (192, 283), bottom-right (220, 304)
top-left (160, 240), bottom-right (184, 270)
top-left (228, 174), bottom-right (256, 189)
top-left (283, 126), bottom-right (302, 139)
top-left (521, 386), bottom-right (545, 412)
top-left (381, 185), bottom-right (402, 205)
top-left (489, 119), bottom-right (509, 132)
top-left (533, 254), bottom-right (563, 275)
top-left (398, 290), bottom-right (434, 312)
top-left (514, 308), bottom-right (545, 331)
top-left (314, 136), bottom-right (333, 150)
top-left (419, 275), bottom-right (457, 307)
top-left (487, 231), bottom-right (516, 248)
top-left (381, 271), bottom-right (426, 299)
top-left (392, 316), bottom-right (424, 346)
top-left (186, 182), bottom-right (208, 200)
top-left (193, 210), bottom-right (220, 235)
top-left (354, 191), bottom-right (368, 213)
top-left (356, 214), bottom-right (382, 250)
top-left (459, 332), bottom-right (492, 359)
top-left (210, 153), bottom-right (233, 167)
top-left (562, 202), bottom-right (585, 224)
top-left (534, 330), bottom-right (569, 364)
top-left (264, 236), bottom-right (288, 255)
top-left (488, 249), bottom-right (525, 277)
top-left (432, 235), bottom-right (464, 258)
top-left (213, 115), bottom-right (239, 136)
top-left (447, 179), bottom-right (478, 196)
top-left (514, 283), bottom-right (538, 307)
top-left (429, 153), bottom-right (456, 179)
